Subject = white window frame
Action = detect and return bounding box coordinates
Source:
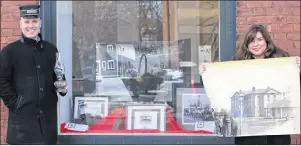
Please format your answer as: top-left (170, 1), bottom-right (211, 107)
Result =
top-left (102, 61), bottom-right (106, 71)
top-left (107, 60), bottom-right (115, 70)
top-left (107, 44), bottom-right (114, 53)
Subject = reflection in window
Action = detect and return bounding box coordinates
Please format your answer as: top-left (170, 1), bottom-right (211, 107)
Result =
top-left (68, 1), bottom-right (220, 135)
top-left (71, 0), bottom-right (220, 105)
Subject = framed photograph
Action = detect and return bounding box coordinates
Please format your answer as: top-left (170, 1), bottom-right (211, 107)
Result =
top-left (73, 96), bottom-right (109, 119)
top-left (172, 83), bottom-right (215, 132)
top-left (126, 104), bottom-right (166, 131)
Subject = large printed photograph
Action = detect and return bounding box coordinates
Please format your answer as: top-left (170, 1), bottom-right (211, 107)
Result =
top-left (94, 41), bottom-right (184, 103)
top-left (202, 57), bottom-right (300, 137)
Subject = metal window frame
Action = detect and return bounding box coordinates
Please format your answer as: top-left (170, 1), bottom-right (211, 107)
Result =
top-left (40, 1), bottom-right (57, 45)
top-left (41, 1), bottom-right (236, 145)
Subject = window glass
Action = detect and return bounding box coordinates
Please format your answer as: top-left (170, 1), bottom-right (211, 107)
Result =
top-left (59, 1), bottom-right (220, 135)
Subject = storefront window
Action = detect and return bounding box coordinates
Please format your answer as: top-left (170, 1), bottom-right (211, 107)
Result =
top-left (57, 1), bottom-right (221, 135)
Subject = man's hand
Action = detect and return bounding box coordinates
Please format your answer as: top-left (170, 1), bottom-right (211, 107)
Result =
top-left (54, 80), bottom-right (68, 94)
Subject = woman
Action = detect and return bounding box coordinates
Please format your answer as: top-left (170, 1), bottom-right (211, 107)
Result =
top-left (199, 24), bottom-right (300, 145)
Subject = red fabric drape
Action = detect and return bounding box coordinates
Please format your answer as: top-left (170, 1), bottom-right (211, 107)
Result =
top-left (60, 108), bottom-right (214, 134)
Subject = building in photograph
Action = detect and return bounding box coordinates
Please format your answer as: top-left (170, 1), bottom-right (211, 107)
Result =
top-left (231, 87), bottom-right (293, 119)
top-left (1, 0), bottom-right (299, 145)
top-left (96, 43), bottom-right (137, 78)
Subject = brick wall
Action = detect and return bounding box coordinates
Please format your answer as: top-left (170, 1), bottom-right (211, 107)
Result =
top-left (236, 1), bottom-right (300, 144)
top-left (0, 1), bottom-right (38, 144)
top-left (236, 1), bottom-right (300, 56)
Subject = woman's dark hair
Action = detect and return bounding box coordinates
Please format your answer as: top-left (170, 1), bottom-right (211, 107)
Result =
top-left (233, 24), bottom-right (288, 60)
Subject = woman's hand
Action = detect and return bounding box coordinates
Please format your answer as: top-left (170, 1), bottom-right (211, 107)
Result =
top-left (296, 56), bottom-right (300, 68)
top-left (199, 63), bottom-right (210, 76)
top-left (295, 56), bottom-right (300, 73)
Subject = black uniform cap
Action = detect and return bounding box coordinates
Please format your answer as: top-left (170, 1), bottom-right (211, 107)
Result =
top-left (19, 4), bottom-right (40, 19)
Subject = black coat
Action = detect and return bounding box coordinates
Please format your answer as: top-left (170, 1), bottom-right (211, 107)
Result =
top-left (0, 33), bottom-right (66, 144)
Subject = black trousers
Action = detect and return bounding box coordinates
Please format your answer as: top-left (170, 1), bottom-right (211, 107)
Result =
top-left (235, 135), bottom-right (291, 145)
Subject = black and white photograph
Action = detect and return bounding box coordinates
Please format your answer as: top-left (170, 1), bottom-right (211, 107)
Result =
top-left (94, 41), bottom-right (185, 103)
top-left (202, 57), bottom-right (300, 137)
top-left (126, 104), bottom-right (166, 131)
top-left (182, 93), bottom-right (214, 124)
top-left (230, 86), bottom-right (297, 136)
top-left (73, 97), bottom-right (109, 120)
top-left (212, 108), bottom-right (237, 137)
top-left (172, 83), bottom-right (216, 133)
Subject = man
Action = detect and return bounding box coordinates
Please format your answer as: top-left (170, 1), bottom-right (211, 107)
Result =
top-left (0, 4), bottom-right (67, 144)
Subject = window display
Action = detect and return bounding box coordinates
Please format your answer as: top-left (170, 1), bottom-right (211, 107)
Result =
top-left (58, 1), bottom-right (220, 135)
